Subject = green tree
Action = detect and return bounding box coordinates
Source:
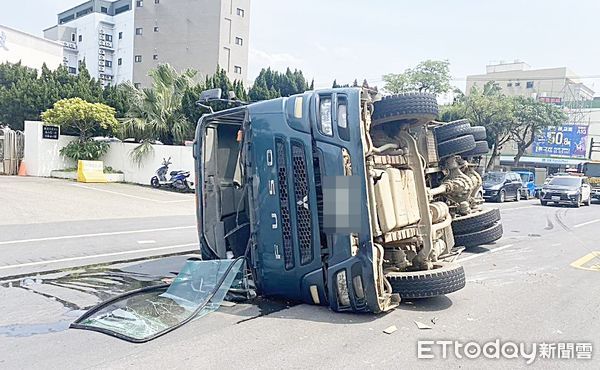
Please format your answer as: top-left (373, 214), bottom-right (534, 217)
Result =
top-left (122, 64), bottom-right (196, 163)
top-left (464, 82), bottom-right (515, 171)
top-left (510, 97), bottom-right (567, 165)
top-left (41, 97), bottom-right (118, 142)
top-left (249, 67), bottom-right (309, 101)
top-left (383, 60), bottom-right (451, 95)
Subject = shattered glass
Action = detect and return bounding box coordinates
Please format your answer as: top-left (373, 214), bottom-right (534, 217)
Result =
top-left (71, 258), bottom-right (245, 342)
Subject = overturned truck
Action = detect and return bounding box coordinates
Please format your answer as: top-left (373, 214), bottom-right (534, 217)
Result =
top-left (194, 88), bottom-right (503, 313)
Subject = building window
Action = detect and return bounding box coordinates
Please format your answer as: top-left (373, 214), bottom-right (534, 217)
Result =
top-left (119, 32), bottom-right (123, 39)
top-left (115, 5), bottom-right (130, 14)
top-left (507, 82), bottom-right (512, 87)
top-left (68, 67), bottom-right (77, 74)
top-left (136, 28), bottom-right (143, 35)
top-left (134, 83), bottom-right (141, 89)
top-left (236, 8), bottom-right (245, 17)
top-left (135, 55), bottom-right (142, 63)
top-left (515, 82), bottom-right (521, 87)
top-left (234, 65), bottom-right (242, 74)
top-left (101, 6), bottom-right (108, 13)
top-left (78, 35), bottom-right (82, 42)
top-left (153, 26), bottom-right (159, 32)
top-left (105, 60), bottom-right (113, 67)
top-left (71, 33), bottom-right (76, 42)
top-left (235, 37), bottom-right (243, 46)
top-left (526, 81), bottom-right (534, 89)
top-left (118, 58), bottom-right (122, 66)
top-left (155, 0), bottom-right (160, 3)
top-left (153, 54), bottom-right (158, 60)
top-left (105, 34), bottom-right (113, 42)
top-left (136, 0), bottom-right (143, 7)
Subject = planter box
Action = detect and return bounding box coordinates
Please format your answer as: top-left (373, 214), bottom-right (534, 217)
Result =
top-left (51, 170), bottom-right (124, 182)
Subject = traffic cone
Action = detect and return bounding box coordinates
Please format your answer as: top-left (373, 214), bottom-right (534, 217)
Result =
top-left (17, 161), bottom-right (27, 176)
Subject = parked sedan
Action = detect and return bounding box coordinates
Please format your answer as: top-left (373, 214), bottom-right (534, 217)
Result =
top-left (540, 176), bottom-right (592, 207)
top-left (482, 171), bottom-right (522, 203)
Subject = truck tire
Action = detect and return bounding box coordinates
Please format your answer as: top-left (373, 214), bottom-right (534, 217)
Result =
top-left (461, 140), bottom-right (489, 157)
top-left (386, 263), bottom-right (465, 299)
top-left (467, 126), bottom-right (487, 141)
top-left (372, 93), bottom-right (438, 126)
top-left (454, 221), bottom-right (503, 248)
top-left (437, 135), bottom-right (476, 158)
top-left (433, 119), bottom-right (471, 142)
top-left (452, 208), bottom-right (501, 235)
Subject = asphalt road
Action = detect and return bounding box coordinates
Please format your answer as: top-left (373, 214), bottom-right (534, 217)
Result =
top-left (0, 177), bottom-right (198, 277)
top-left (1, 180), bottom-right (599, 369)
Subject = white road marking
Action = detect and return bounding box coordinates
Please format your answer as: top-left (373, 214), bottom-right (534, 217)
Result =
top-left (137, 240), bottom-right (157, 244)
top-left (0, 226), bottom-right (195, 246)
top-left (457, 244), bottom-right (515, 263)
top-left (70, 184), bottom-right (191, 203)
top-left (573, 219), bottom-right (600, 229)
top-left (500, 206), bottom-right (537, 212)
top-left (0, 243), bottom-right (198, 271)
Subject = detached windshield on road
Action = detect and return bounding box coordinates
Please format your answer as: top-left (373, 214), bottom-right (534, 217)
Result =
top-left (548, 177), bottom-right (581, 187)
top-left (483, 172), bottom-right (506, 184)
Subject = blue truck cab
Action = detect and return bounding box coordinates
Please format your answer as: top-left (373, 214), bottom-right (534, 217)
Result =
top-left (193, 88), bottom-right (466, 313)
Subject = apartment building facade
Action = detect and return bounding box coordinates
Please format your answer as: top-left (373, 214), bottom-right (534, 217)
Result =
top-left (44, 0), bottom-right (250, 87)
top-left (466, 61), bottom-right (594, 103)
top-left (0, 24), bottom-right (64, 71)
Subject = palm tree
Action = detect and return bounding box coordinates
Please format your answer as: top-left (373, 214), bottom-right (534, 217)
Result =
top-left (122, 64), bottom-right (197, 164)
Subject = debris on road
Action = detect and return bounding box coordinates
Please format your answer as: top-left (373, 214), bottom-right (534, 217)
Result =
top-left (414, 321), bottom-right (433, 330)
top-left (383, 325), bottom-right (398, 334)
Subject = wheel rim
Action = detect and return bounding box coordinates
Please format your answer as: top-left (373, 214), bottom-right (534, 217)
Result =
top-left (500, 191), bottom-right (505, 202)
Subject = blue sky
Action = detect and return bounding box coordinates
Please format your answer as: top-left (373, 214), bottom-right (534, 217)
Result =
top-left (2, 0), bottom-right (599, 93)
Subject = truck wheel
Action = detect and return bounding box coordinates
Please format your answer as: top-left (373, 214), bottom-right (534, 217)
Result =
top-left (372, 93), bottom-right (438, 126)
top-left (452, 208), bottom-right (501, 235)
top-left (461, 140), bottom-right (489, 157)
top-left (467, 126), bottom-right (487, 141)
top-left (437, 135), bottom-right (476, 158)
top-left (386, 263), bottom-right (465, 299)
top-left (540, 200), bottom-right (548, 206)
top-left (454, 221), bottom-right (503, 248)
top-left (433, 119), bottom-right (471, 142)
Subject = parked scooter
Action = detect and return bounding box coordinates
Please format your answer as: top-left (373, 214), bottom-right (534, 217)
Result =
top-left (150, 157), bottom-right (193, 191)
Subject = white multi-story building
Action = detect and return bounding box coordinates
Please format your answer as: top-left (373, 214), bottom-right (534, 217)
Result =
top-left (466, 61), bottom-right (594, 103)
top-left (0, 24), bottom-right (64, 71)
top-left (44, 0), bottom-right (250, 87)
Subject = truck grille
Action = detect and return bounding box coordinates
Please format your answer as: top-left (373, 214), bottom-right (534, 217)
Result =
top-left (276, 140), bottom-right (294, 270)
top-left (291, 142), bottom-right (313, 265)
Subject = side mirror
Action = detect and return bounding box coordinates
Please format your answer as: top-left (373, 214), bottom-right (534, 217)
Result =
top-left (198, 88), bottom-right (222, 103)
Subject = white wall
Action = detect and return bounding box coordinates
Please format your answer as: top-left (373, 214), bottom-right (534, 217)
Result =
top-left (23, 121), bottom-right (195, 185)
top-left (103, 142), bottom-right (194, 185)
top-left (24, 121), bottom-right (77, 177)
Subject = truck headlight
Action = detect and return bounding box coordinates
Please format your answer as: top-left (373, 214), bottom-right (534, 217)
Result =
top-left (336, 270), bottom-right (351, 307)
top-left (319, 98), bottom-right (333, 136)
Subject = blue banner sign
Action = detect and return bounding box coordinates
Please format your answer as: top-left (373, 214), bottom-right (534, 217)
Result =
top-left (533, 125), bottom-right (588, 158)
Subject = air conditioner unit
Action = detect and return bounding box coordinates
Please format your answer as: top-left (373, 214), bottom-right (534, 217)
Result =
top-left (99, 29), bottom-right (104, 34)
top-left (106, 42), bottom-right (112, 48)
top-left (99, 55), bottom-right (105, 60)
top-left (99, 49), bottom-right (105, 55)
top-left (63, 57), bottom-right (68, 62)
top-left (99, 66), bottom-right (105, 72)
